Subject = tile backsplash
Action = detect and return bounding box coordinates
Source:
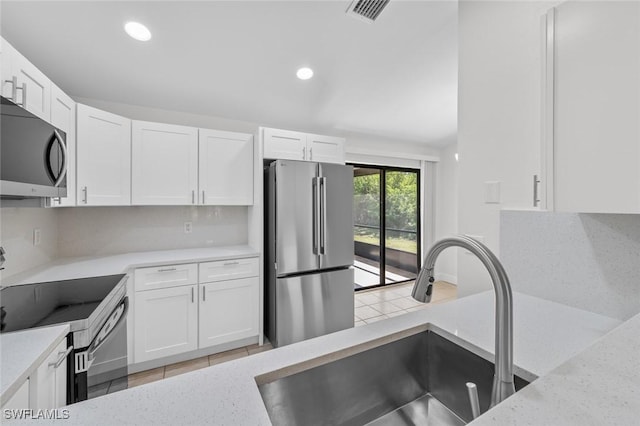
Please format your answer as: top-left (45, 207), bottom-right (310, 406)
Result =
top-left (500, 210), bottom-right (640, 321)
top-left (57, 206), bottom-right (248, 257)
top-left (0, 207), bottom-right (59, 279)
top-left (0, 206), bottom-right (248, 280)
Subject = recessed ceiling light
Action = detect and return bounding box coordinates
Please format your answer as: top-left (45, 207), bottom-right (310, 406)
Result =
top-left (124, 21), bottom-right (152, 41)
top-left (296, 67), bottom-right (314, 80)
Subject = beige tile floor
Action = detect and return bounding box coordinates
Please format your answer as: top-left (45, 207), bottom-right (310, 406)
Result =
top-left (354, 281), bottom-right (457, 326)
top-left (118, 280), bottom-right (456, 392)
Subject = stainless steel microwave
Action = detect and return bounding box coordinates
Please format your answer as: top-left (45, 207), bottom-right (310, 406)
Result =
top-left (0, 96), bottom-right (67, 198)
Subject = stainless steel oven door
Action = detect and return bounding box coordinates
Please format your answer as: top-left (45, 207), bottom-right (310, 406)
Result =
top-left (86, 296), bottom-right (128, 388)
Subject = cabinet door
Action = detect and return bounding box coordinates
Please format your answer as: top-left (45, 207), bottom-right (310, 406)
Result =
top-left (12, 48), bottom-right (51, 122)
top-left (76, 104), bottom-right (132, 206)
top-left (553, 2), bottom-right (640, 213)
top-left (35, 339), bottom-right (68, 409)
top-left (199, 129), bottom-right (253, 205)
top-left (307, 134), bottom-right (345, 164)
top-left (263, 128), bottom-right (307, 161)
top-left (0, 38), bottom-right (51, 121)
top-left (132, 121), bottom-right (198, 205)
top-left (198, 278), bottom-right (259, 349)
top-left (1, 38), bottom-right (15, 100)
top-left (134, 285), bottom-right (198, 363)
top-left (50, 84), bottom-right (76, 207)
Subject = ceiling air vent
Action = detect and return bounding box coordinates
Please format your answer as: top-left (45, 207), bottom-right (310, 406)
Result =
top-left (346, 0), bottom-right (391, 23)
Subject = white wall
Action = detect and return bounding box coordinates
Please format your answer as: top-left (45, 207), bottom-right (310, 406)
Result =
top-left (500, 210), bottom-right (640, 321)
top-left (0, 208), bottom-right (58, 279)
top-left (434, 143), bottom-right (458, 283)
top-left (57, 206), bottom-right (247, 257)
top-left (457, 0), bottom-right (560, 296)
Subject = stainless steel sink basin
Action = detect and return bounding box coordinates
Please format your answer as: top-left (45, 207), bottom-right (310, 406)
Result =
top-left (257, 329), bottom-right (529, 425)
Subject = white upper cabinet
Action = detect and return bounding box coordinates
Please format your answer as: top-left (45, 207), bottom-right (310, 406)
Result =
top-left (550, 2), bottom-right (640, 213)
top-left (307, 133), bottom-right (345, 164)
top-left (1, 38), bottom-right (51, 121)
top-left (263, 128), bottom-right (307, 161)
top-left (199, 129), bottom-right (254, 205)
top-left (50, 84), bottom-right (76, 207)
top-left (76, 104), bottom-right (132, 206)
top-left (132, 121), bottom-right (198, 205)
top-left (262, 127), bottom-right (345, 164)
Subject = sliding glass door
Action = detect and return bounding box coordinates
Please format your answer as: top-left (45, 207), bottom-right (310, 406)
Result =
top-left (352, 165), bottom-right (420, 290)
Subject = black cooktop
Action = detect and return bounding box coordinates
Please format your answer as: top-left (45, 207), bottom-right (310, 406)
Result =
top-left (0, 274), bottom-right (125, 333)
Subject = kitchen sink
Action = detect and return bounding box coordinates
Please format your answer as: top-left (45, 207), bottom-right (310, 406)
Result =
top-left (257, 329), bottom-right (529, 425)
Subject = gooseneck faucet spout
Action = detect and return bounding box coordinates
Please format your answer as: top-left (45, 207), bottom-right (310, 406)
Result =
top-left (412, 235), bottom-right (515, 407)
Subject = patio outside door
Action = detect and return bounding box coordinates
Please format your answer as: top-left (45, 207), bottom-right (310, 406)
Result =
top-left (352, 165), bottom-right (421, 290)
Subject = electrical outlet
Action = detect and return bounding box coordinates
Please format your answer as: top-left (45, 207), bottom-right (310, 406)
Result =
top-left (33, 228), bottom-right (41, 246)
top-left (184, 222), bottom-right (192, 234)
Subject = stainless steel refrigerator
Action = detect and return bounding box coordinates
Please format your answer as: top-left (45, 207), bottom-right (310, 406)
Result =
top-left (265, 159), bottom-right (355, 347)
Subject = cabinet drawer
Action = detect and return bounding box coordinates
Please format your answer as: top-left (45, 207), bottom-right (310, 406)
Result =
top-left (199, 257), bottom-right (259, 283)
top-left (134, 263), bottom-right (198, 291)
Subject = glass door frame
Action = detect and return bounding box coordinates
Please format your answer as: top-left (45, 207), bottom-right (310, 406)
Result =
top-left (350, 163), bottom-right (422, 290)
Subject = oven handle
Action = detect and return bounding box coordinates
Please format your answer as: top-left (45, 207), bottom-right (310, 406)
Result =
top-left (87, 296), bottom-right (128, 358)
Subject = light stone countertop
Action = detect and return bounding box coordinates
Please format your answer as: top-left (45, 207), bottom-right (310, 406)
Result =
top-left (470, 310), bottom-right (640, 425)
top-left (7, 291), bottom-right (623, 425)
top-left (0, 324), bottom-right (70, 406)
top-left (1, 245), bottom-right (259, 287)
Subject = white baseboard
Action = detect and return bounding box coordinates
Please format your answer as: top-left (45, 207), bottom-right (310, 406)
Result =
top-left (435, 273), bottom-right (457, 285)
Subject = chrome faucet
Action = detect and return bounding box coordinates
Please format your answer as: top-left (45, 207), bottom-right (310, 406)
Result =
top-left (412, 235), bottom-right (515, 407)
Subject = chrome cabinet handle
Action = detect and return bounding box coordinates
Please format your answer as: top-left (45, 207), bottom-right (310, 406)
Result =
top-left (82, 186), bottom-right (88, 204)
top-left (202, 190), bottom-right (205, 204)
top-left (17, 82), bottom-right (26, 107)
top-left (191, 287), bottom-right (194, 303)
top-left (223, 261), bottom-right (239, 266)
top-left (202, 286), bottom-right (206, 302)
top-left (4, 76), bottom-right (17, 102)
top-left (310, 147), bottom-right (313, 161)
top-left (192, 190), bottom-right (195, 204)
top-left (302, 147), bottom-right (306, 160)
top-left (533, 174), bottom-right (541, 207)
top-left (53, 129), bottom-right (68, 188)
top-left (49, 346), bottom-right (73, 369)
top-left (157, 267), bottom-right (177, 272)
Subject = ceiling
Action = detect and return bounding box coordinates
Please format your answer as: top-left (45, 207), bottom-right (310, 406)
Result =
top-left (1, 1), bottom-right (458, 147)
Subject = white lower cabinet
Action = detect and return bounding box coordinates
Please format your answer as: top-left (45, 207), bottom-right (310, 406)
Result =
top-left (132, 258), bottom-right (260, 364)
top-left (1, 339), bottom-right (69, 411)
top-left (134, 285), bottom-right (198, 363)
top-left (35, 339), bottom-right (68, 409)
top-left (198, 278), bottom-right (259, 349)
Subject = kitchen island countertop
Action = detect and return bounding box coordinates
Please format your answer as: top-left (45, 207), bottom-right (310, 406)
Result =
top-left (7, 290), bottom-right (627, 425)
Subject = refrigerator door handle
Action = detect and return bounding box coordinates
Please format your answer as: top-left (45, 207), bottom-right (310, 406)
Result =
top-left (320, 176), bottom-right (327, 255)
top-left (312, 177), bottom-right (320, 255)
